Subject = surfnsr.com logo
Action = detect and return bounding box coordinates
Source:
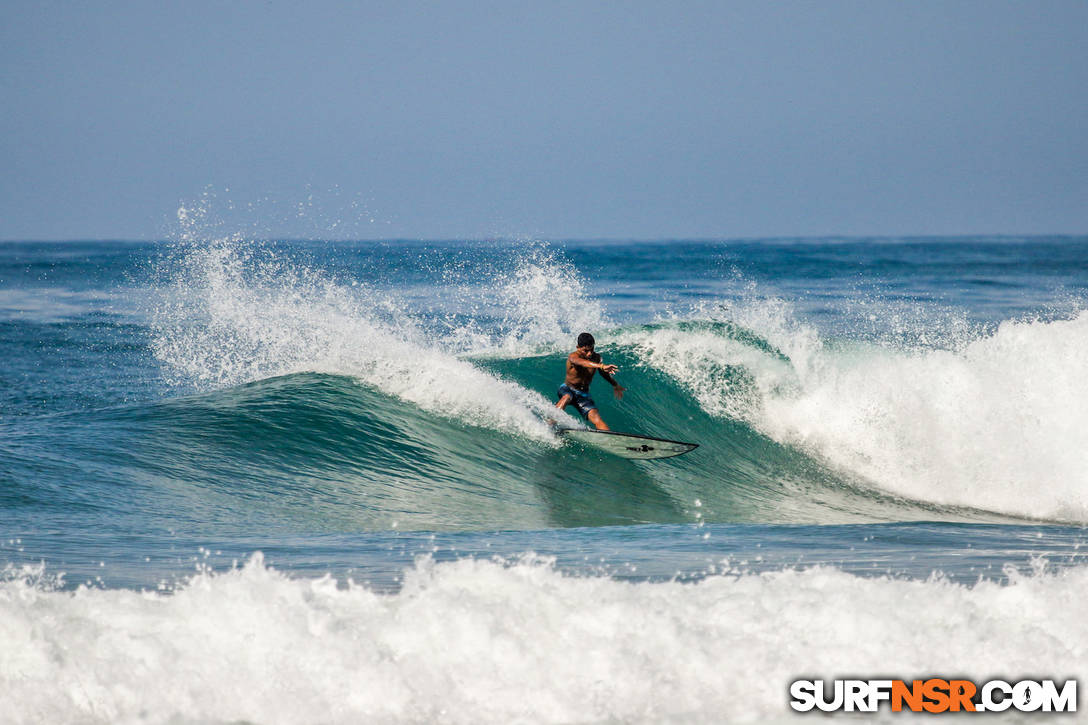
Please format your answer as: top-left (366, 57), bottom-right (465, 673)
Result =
top-left (789, 679), bottom-right (1077, 713)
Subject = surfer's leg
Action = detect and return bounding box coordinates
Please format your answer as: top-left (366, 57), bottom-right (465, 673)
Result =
top-left (586, 408), bottom-right (609, 431)
top-left (555, 394), bottom-right (572, 409)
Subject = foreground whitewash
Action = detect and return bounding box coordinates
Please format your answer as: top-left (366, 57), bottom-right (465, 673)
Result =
top-left (1, 555), bottom-right (1084, 723)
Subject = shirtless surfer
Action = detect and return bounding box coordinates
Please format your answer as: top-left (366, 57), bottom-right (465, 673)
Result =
top-left (555, 332), bottom-right (626, 431)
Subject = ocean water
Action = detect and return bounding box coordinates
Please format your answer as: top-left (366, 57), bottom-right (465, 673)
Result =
top-left (2, 233), bottom-right (1087, 722)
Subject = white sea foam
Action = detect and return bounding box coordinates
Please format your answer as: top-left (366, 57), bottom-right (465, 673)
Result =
top-left (152, 242), bottom-right (570, 441)
top-left (0, 555), bottom-right (1083, 724)
top-left (759, 312), bottom-right (1088, 521)
top-left (624, 300), bottom-right (1088, 522)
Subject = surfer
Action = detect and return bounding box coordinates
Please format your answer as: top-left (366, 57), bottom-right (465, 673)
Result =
top-left (555, 332), bottom-right (625, 431)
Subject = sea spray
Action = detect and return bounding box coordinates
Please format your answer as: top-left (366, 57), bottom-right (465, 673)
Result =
top-left (151, 241), bottom-right (566, 441)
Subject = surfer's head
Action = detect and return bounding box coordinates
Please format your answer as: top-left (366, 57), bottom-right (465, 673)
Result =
top-left (576, 332), bottom-right (595, 350)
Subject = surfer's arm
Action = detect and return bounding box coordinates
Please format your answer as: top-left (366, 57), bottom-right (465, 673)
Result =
top-left (600, 371), bottom-right (626, 400)
top-left (569, 354), bottom-right (617, 374)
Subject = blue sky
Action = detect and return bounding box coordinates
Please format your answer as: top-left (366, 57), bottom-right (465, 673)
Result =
top-left (2, 1), bottom-right (1086, 240)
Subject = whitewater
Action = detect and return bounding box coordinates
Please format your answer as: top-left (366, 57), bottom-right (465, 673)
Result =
top-left (2, 234), bottom-right (1087, 722)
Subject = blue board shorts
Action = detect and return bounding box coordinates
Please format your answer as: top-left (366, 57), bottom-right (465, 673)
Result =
top-left (557, 383), bottom-right (597, 418)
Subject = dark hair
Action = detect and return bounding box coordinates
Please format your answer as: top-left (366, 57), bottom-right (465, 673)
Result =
top-left (576, 332), bottom-right (595, 348)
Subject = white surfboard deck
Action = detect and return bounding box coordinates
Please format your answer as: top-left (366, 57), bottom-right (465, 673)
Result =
top-left (556, 428), bottom-right (698, 460)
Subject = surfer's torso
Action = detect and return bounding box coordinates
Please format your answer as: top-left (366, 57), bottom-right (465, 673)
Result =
top-left (565, 349), bottom-right (602, 391)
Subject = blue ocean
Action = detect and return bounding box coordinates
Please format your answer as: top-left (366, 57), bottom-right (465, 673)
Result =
top-left (2, 225), bottom-right (1087, 721)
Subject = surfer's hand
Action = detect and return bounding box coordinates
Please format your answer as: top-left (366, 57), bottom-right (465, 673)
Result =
top-left (601, 363), bottom-right (618, 374)
top-left (613, 385), bottom-right (626, 400)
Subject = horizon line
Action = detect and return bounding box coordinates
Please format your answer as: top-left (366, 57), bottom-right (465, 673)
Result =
top-left (2, 233), bottom-right (1087, 245)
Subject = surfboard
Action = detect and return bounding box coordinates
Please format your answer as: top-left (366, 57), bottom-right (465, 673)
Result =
top-left (556, 428), bottom-right (698, 460)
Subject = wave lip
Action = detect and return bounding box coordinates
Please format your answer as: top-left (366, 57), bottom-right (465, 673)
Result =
top-left (151, 243), bottom-right (575, 442)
